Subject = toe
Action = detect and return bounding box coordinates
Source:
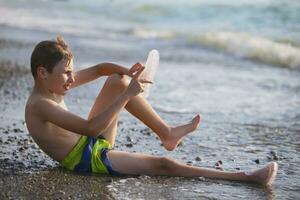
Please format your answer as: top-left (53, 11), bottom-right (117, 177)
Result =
top-left (265, 162), bottom-right (278, 186)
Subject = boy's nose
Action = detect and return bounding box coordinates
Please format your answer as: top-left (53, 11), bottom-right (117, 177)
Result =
top-left (69, 73), bottom-right (75, 83)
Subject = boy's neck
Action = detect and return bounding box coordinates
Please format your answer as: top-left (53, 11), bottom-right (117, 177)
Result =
top-left (33, 82), bottom-right (64, 103)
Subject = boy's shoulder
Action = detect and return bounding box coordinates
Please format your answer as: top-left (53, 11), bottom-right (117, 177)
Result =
top-left (25, 93), bottom-right (62, 129)
top-left (26, 93), bottom-right (57, 115)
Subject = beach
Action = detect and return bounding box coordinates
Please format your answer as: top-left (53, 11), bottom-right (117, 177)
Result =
top-left (1, 0), bottom-right (300, 199)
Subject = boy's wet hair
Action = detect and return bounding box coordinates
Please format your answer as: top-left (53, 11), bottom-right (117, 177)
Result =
top-left (30, 36), bottom-right (73, 79)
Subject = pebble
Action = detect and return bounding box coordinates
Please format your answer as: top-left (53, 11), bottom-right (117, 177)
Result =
top-left (126, 135), bottom-right (132, 142)
top-left (270, 150), bottom-right (277, 156)
top-left (274, 155), bottom-right (279, 160)
top-left (186, 161), bottom-right (193, 165)
top-left (119, 179), bottom-right (127, 184)
top-left (195, 156), bottom-right (201, 161)
top-left (269, 150), bottom-right (280, 160)
top-left (58, 190), bottom-right (66, 195)
top-left (13, 128), bottom-right (23, 133)
top-left (215, 160), bottom-right (223, 166)
top-left (215, 166), bottom-right (224, 171)
top-left (19, 147), bottom-right (25, 152)
top-left (130, 128), bottom-right (138, 132)
top-left (9, 136), bottom-right (17, 140)
top-left (254, 159), bottom-right (260, 164)
top-left (145, 131), bottom-right (151, 136)
top-left (125, 143), bottom-right (133, 148)
top-left (177, 141), bottom-right (183, 147)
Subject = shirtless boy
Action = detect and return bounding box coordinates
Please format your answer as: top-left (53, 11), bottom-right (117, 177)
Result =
top-left (25, 37), bottom-right (278, 185)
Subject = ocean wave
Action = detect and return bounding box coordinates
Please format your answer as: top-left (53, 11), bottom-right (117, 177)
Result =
top-left (132, 28), bottom-right (300, 69)
top-left (133, 28), bottom-right (175, 39)
top-left (193, 32), bottom-right (300, 69)
top-left (153, 105), bottom-right (194, 114)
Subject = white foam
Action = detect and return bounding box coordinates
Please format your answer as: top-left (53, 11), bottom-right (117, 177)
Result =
top-left (133, 28), bottom-right (174, 39)
top-left (195, 32), bottom-right (300, 69)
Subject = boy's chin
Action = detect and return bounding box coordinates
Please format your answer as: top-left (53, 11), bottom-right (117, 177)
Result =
top-left (55, 90), bottom-right (68, 96)
top-left (61, 87), bottom-right (70, 95)
top-left (61, 90), bottom-right (68, 95)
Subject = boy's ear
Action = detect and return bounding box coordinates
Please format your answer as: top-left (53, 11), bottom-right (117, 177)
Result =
top-left (36, 65), bottom-right (49, 80)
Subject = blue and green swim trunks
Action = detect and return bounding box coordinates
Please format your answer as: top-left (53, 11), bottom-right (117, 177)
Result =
top-left (60, 136), bottom-right (121, 175)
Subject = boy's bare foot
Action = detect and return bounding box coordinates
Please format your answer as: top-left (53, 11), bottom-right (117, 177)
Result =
top-left (163, 115), bottom-right (201, 151)
top-left (245, 162), bottom-right (278, 186)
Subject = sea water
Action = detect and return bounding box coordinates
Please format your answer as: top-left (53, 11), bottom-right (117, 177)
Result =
top-left (0, 0), bottom-right (299, 199)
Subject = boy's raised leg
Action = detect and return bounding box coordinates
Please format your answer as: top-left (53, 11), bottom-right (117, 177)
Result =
top-left (108, 150), bottom-right (278, 186)
top-left (89, 74), bottom-right (200, 150)
top-left (125, 95), bottom-right (201, 151)
top-left (88, 75), bottom-right (126, 146)
top-left (121, 74), bottom-right (201, 150)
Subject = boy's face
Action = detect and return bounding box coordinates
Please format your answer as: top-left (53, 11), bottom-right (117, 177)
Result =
top-left (44, 59), bottom-right (74, 95)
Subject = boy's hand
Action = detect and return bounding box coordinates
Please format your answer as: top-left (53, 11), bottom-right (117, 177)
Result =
top-left (126, 67), bottom-right (152, 97)
top-left (127, 62), bottom-right (144, 77)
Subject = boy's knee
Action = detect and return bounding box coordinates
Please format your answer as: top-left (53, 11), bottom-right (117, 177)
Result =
top-left (106, 74), bottom-right (129, 89)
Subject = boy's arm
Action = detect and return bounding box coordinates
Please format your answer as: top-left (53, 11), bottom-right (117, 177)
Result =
top-left (36, 67), bottom-right (147, 137)
top-left (71, 62), bottom-right (143, 89)
top-left (35, 92), bottom-right (130, 137)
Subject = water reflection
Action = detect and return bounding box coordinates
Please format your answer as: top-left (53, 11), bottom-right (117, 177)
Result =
top-left (107, 176), bottom-right (278, 200)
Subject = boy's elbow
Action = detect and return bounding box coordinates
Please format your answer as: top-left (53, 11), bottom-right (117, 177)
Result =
top-left (85, 128), bottom-right (98, 137)
top-left (86, 120), bottom-right (106, 137)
